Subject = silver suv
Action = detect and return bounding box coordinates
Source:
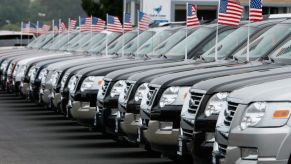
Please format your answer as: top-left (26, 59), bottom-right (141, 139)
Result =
top-left (214, 77), bottom-right (291, 164)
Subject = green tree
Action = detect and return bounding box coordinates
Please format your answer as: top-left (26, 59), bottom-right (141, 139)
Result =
top-left (81, 0), bottom-right (123, 21)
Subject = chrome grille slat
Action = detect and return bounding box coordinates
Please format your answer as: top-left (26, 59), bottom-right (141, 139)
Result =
top-left (182, 128), bottom-right (193, 138)
top-left (124, 82), bottom-right (134, 101)
top-left (223, 102), bottom-right (239, 127)
top-left (101, 80), bottom-right (111, 96)
top-left (218, 144), bottom-right (227, 157)
top-left (188, 92), bottom-right (204, 114)
top-left (146, 86), bottom-right (158, 107)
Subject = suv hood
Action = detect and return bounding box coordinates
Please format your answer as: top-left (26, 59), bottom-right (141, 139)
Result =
top-left (228, 78), bottom-right (291, 104)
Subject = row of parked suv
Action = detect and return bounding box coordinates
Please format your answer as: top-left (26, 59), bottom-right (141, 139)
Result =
top-left (1, 16), bottom-right (291, 164)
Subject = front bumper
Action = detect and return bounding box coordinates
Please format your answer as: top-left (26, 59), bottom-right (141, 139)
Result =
top-left (144, 120), bottom-right (179, 155)
top-left (120, 112), bottom-right (141, 142)
top-left (71, 101), bottom-right (96, 124)
top-left (214, 126), bottom-right (291, 164)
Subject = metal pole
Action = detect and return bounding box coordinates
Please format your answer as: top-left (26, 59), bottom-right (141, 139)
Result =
top-left (215, 0), bottom-right (221, 61)
top-left (106, 14), bottom-right (109, 56)
top-left (247, 1), bottom-right (251, 62)
top-left (185, 3), bottom-right (188, 61)
top-left (20, 22), bottom-right (23, 46)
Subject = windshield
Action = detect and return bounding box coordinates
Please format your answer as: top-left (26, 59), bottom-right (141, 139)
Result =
top-left (41, 33), bottom-right (66, 49)
top-left (135, 30), bottom-right (175, 57)
top-left (270, 39), bottom-right (291, 61)
top-left (165, 27), bottom-right (213, 58)
top-left (48, 32), bottom-right (78, 50)
top-left (233, 24), bottom-right (291, 61)
top-left (64, 33), bottom-right (92, 51)
top-left (202, 26), bottom-right (256, 60)
top-left (117, 31), bottom-right (155, 55)
top-left (29, 33), bottom-right (55, 49)
top-left (76, 33), bottom-right (106, 51)
top-left (89, 33), bottom-right (121, 53)
top-left (102, 31), bottom-right (137, 54)
top-left (145, 28), bottom-right (196, 57)
top-left (59, 33), bottom-right (89, 51)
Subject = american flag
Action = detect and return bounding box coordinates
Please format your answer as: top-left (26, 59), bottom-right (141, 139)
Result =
top-left (41, 24), bottom-right (51, 34)
top-left (218, 0), bottom-right (244, 27)
top-left (138, 11), bottom-right (151, 31)
top-left (92, 17), bottom-right (105, 32)
top-left (69, 19), bottom-right (77, 32)
top-left (123, 13), bottom-right (132, 32)
top-left (250, 0), bottom-right (263, 22)
top-left (107, 15), bottom-right (122, 33)
top-left (80, 17), bottom-right (92, 32)
top-left (59, 21), bottom-right (67, 33)
top-left (187, 4), bottom-right (200, 27)
top-left (23, 23), bottom-right (37, 34)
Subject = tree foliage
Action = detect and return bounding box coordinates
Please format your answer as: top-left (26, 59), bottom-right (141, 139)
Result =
top-left (0, 0), bottom-right (86, 30)
top-left (81, 0), bottom-right (123, 22)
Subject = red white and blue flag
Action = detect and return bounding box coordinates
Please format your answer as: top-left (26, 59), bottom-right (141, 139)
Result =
top-left (250, 0), bottom-right (263, 22)
top-left (53, 21), bottom-right (59, 33)
top-left (107, 15), bottom-right (123, 33)
top-left (79, 17), bottom-right (90, 32)
top-left (69, 19), bottom-right (77, 32)
top-left (187, 4), bottom-right (200, 27)
top-left (23, 23), bottom-right (36, 33)
top-left (138, 11), bottom-right (151, 31)
top-left (92, 17), bottom-right (105, 32)
top-left (41, 24), bottom-right (51, 34)
top-left (59, 21), bottom-right (67, 33)
top-left (123, 13), bottom-right (132, 32)
top-left (218, 0), bottom-right (244, 26)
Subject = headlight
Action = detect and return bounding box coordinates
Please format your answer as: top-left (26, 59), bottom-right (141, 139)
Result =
top-left (80, 76), bottom-right (104, 92)
top-left (205, 92), bottom-right (229, 117)
top-left (17, 65), bottom-right (27, 78)
top-left (110, 80), bottom-right (126, 97)
top-left (30, 67), bottom-right (38, 82)
top-left (0, 60), bottom-right (8, 71)
top-left (39, 69), bottom-right (48, 84)
top-left (50, 71), bottom-right (61, 87)
top-left (60, 73), bottom-right (69, 91)
top-left (134, 83), bottom-right (149, 102)
top-left (67, 75), bottom-right (78, 93)
top-left (159, 87), bottom-right (190, 108)
top-left (240, 102), bottom-right (291, 130)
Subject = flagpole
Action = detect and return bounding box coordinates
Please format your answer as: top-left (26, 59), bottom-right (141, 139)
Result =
top-left (185, 3), bottom-right (188, 61)
top-left (20, 22), bottom-right (23, 46)
top-left (52, 20), bottom-right (55, 47)
top-left (90, 16), bottom-right (93, 49)
top-left (106, 14), bottom-right (109, 56)
top-left (247, 0), bottom-right (251, 62)
top-left (36, 21), bottom-right (39, 36)
top-left (137, 10), bottom-right (140, 56)
top-left (67, 18), bottom-right (70, 50)
top-left (122, 12), bottom-right (125, 57)
top-left (28, 21), bottom-right (31, 43)
top-left (215, 0), bottom-right (221, 62)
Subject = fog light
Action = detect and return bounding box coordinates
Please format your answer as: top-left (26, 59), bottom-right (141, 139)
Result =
top-left (159, 122), bottom-right (173, 131)
top-left (241, 147), bottom-right (258, 160)
top-left (81, 102), bottom-right (90, 108)
top-left (205, 132), bottom-right (215, 142)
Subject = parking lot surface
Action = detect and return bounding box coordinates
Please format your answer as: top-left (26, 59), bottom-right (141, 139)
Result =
top-left (0, 91), bottom-right (174, 164)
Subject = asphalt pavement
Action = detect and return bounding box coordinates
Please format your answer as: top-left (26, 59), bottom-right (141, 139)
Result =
top-left (0, 90), bottom-right (174, 164)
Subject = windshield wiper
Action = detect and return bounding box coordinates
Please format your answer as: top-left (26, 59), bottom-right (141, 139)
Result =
top-left (160, 54), bottom-right (167, 59)
top-left (143, 54), bottom-right (151, 60)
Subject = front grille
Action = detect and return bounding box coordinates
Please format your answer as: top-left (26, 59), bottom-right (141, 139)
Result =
top-left (224, 102), bottom-right (239, 126)
top-left (188, 92), bottom-right (204, 114)
top-left (124, 82), bottom-right (134, 102)
top-left (218, 144), bottom-right (227, 157)
top-left (101, 79), bottom-right (111, 96)
top-left (146, 86), bottom-right (158, 107)
top-left (182, 128), bottom-right (193, 138)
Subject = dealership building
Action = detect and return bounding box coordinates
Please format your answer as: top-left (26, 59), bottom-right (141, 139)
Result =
top-left (124, 0), bottom-right (291, 24)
